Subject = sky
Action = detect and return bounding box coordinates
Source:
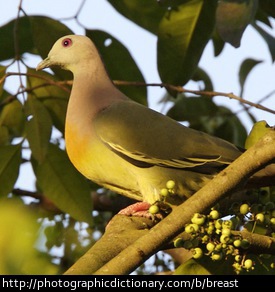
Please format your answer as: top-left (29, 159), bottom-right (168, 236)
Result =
top-left (1, 0), bottom-right (275, 191)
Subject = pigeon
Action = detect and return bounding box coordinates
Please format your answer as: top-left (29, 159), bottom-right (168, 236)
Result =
top-left (36, 34), bottom-right (245, 215)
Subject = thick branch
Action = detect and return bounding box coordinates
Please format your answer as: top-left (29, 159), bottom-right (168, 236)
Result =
top-left (231, 230), bottom-right (275, 254)
top-left (64, 215), bottom-right (155, 275)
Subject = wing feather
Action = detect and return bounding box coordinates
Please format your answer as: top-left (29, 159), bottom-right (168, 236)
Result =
top-left (94, 100), bottom-right (242, 170)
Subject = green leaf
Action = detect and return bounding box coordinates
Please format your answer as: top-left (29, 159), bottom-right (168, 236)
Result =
top-left (194, 255), bottom-right (236, 275)
top-left (174, 258), bottom-right (211, 275)
top-left (253, 22), bottom-right (275, 62)
top-left (29, 16), bottom-right (73, 59)
top-left (258, 0), bottom-right (275, 19)
top-left (168, 98), bottom-right (247, 146)
top-left (0, 199), bottom-right (58, 275)
top-left (0, 99), bottom-right (25, 139)
top-left (42, 99), bottom-right (68, 135)
top-left (0, 126), bottom-right (9, 145)
top-left (34, 144), bottom-right (93, 224)
top-left (29, 16), bottom-right (73, 80)
top-left (0, 17), bottom-right (34, 61)
top-left (86, 29), bottom-right (147, 105)
top-left (0, 89), bottom-right (10, 104)
top-left (212, 106), bottom-right (247, 147)
top-left (0, 65), bottom-right (6, 96)
top-left (167, 96), bottom-right (218, 123)
top-left (211, 29), bottom-right (226, 57)
top-left (216, 0), bottom-right (259, 48)
top-left (157, 0), bottom-right (217, 86)
top-left (27, 67), bottom-right (69, 133)
top-left (192, 67), bottom-right (214, 91)
top-left (107, 0), bottom-right (166, 34)
top-left (24, 95), bottom-right (52, 163)
top-left (239, 58), bottom-right (262, 96)
top-left (0, 15), bottom-right (73, 80)
top-left (0, 143), bottom-right (22, 197)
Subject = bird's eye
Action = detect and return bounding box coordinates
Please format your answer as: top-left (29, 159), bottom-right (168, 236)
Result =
top-left (62, 38), bottom-right (72, 47)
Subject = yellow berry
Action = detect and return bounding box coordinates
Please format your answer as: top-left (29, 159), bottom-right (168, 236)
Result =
top-left (192, 247), bottom-right (203, 259)
top-left (235, 255), bottom-right (242, 262)
top-left (215, 219), bottom-right (223, 230)
top-left (233, 239), bottom-right (242, 248)
top-left (209, 210), bottom-right (219, 220)
top-left (149, 205), bottom-right (159, 214)
top-left (206, 242), bottom-right (215, 252)
top-left (160, 188), bottom-right (169, 197)
top-left (191, 213), bottom-right (206, 225)
top-left (166, 180), bottom-right (175, 190)
top-left (244, 259), bottom-right (253, 270)
top-left (255, 213), bottom-right (265, 223)
top-left (240, 203), bottom-right (250, 215)
top-left (185, 223), bottom-right (199, 234)
top-left (211, 251), bottom-right (223, 261)
top-left (220, 234), bottom-right (231, 244)
top-left (222, 228), bottom-right (231, 236)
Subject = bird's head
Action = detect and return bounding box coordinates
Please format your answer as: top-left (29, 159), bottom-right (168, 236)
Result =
top-left (36, 34), bottom-right (99, 72)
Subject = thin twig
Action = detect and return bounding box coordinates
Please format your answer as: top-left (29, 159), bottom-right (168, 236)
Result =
top-left (59, 0), bottom-right (87, 29)
top-left (1, 72), bottom-right (274, 116)
top-left (13, 0), bottom-right (26, 101)
top-left (114, 80), bottom-right (275, 115)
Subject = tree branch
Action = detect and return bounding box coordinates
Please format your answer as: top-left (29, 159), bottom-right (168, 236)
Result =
top-left (114, 80), bottom-right (275, 115)
top-left (1, 73), bottom-right (274, 115)
top-left (64, 215), bottom-right (155, 275)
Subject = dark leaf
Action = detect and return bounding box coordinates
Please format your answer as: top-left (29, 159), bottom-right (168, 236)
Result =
top-left (0, 99), bottom-right (25, 139)
top-left (258, 0), bottom-right (275, 18)
top-left (174, 258), bottom-right (211, 275)
top-left (157, 0), bottom-right (217, 86)
top-left (167, 95), bottom-right (218, 123)
top-left (252, 22), bottom-right (275, 62)
top-left (0, 17), bottom-right (34, 61)
top-left (24, 95), bottom-right (52, 164)
top-left (213, 106), bottom-right (247, 147)
top-left (211, 29), bottom-right (226, 57)
top-left (0, 65), bottom-right (6, 96)
top-left (0, 143), bottom-right (22, 197)
top-left (34, 144), bottom-right (93, 225)
top-left (29, 16), bottom-right (73, 80)
top-left (29, 16), bottom-right (73, 59)
top-left (27, 68), bottom-right (69, 134)
top-left (107, 0), bottom-right (166, 34)
top-left (192, 68), bottom-right (214, 91)
top-left (239, 58), bottom-right (262, 96)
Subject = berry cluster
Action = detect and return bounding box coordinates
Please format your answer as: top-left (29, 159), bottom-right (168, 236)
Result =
top-left (173, 198), bottom-right (275, 274)
top-left (173, 208), bottom-right (257, 273)
top-left (150, 180), bottom-right (275, 274)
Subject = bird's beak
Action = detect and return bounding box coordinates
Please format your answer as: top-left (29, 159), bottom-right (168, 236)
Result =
top-left (36, 56), bottom-right (52, 71)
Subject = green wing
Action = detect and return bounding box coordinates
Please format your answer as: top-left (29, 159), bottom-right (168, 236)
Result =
top-left (94, 100), bottom-right (242, 169)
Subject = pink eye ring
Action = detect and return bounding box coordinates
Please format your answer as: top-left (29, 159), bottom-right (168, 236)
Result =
top-left (62, 38), bottom-right (72, 47)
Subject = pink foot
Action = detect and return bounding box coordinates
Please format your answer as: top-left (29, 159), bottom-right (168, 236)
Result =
top-left (118, 202), bottom-right (151, 217)
top-left (105, 202), bottom-right (156, 230)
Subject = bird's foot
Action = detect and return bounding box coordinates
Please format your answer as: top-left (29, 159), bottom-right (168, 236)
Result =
top-left (118, 202), bottom-right (152, 217)
top-left (118, 201), bottom-right (171, 221)
top-left (105, 201), bottom-right (171, 230)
